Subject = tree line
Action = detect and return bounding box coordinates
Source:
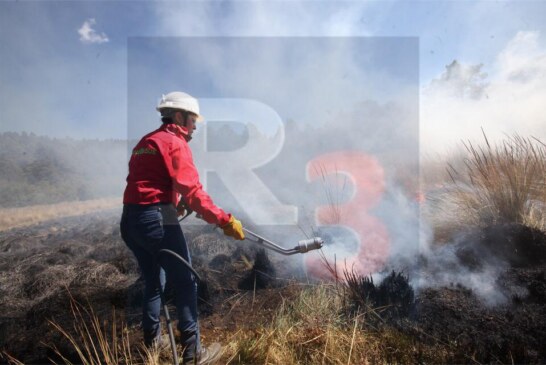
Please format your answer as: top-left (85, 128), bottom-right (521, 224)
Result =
top-left (0, 132), bottom-right (128, 208)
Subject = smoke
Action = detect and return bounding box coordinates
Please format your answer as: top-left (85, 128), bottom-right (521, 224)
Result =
top-left (413, 230), bottom-right (513, 307)
top-left (125, 35), bottom-right (541, 308)
top-left (422, 31), bottom-right (546, 155)
top-left (153, 2), bottom-right (371, 38)
top-left (4, 3), bottom-right (542, 308)
top-left (0, 133), bottom-right (127, 210)
top-left (403, 32), bottom-right (546, 306)
top-left (351, 199), bottom-right (516, 307)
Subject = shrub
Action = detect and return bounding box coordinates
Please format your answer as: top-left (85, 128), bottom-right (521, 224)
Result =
top-left (448, 132), bottom-right (546, 230)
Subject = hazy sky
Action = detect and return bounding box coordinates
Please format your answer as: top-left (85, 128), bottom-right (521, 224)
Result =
top-left (1, 1), bottom-right (545, 153)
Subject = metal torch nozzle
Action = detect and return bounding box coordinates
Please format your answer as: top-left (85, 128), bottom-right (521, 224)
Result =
top-left (296, 237), bottom-right (324, 253)
top-left (242, 228), bottom-right (324, 255)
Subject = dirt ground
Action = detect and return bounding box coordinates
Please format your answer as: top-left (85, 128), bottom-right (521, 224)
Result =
top-left (0, 210), bottom-right (545, 364)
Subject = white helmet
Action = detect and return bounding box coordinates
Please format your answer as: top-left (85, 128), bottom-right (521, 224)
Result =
top-left (156, 91), bottom-right (203, 120)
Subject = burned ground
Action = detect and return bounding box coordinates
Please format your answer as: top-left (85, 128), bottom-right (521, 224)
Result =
top-left (0, 210), bottom-right (294, 363)
top-left (0, 212), bottom-right (545, 364)
top-left (409, 223), bottom-right (546, 364)
top-left (455, 223), bottom-right (546, 269)
top-left (414, 285), bottom-right (546, 364)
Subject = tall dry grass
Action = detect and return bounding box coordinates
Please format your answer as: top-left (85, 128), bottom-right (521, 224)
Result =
top-left (47, 298), bottom-right (165, 365)
top-left (225, 284), bottom-right (380, 364)
top-left (447, 132), bottom-right (546, 230)
top-left (2, 282), bottom-right (456, 365)
top-left (19, 285), bottom-right (369, 365)
top-left (224, 281), bottom-right (450, 365)
top-left (49, 300), bottom-right (132, 365)
top-left (313, 164), bottom-right (349, 226)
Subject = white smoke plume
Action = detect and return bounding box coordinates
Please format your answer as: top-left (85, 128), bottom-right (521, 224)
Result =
top-left (422, 31), bottom-right (546, 155)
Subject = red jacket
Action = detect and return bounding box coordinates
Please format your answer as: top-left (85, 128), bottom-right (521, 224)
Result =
top-left (123, 123), bottom-right (230, 226)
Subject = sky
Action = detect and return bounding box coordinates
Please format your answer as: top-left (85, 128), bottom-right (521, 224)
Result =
top-left (1, 1), bottom-right (545, 154)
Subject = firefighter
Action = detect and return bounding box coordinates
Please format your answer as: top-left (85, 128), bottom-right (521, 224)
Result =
top-left (120, 91), bottom-right (244, 364)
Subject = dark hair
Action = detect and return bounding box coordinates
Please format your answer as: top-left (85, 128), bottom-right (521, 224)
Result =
top-left (160, 108), bottom-right (186, 124)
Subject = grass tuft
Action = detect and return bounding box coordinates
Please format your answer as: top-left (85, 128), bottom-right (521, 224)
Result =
top-left (47, 296), bottom-right (160, 365)
top-left (226, 284), bottom-right (381, 364)
top-left (447, 131), bottom-right (546, 230)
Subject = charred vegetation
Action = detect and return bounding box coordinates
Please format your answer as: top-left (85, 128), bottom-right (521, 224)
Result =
top-left (1, 196), bottom-right (545, 363)
top-left (344, 270), bottom-right (415, 323)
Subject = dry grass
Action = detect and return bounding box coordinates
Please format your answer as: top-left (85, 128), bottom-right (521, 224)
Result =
top-left (222, 284), bottom-right (434, 365)
top-left (224, 284), bottom-right (385, 364)
top-left (48, 299), bottom-right (130, 365)
top-left (1, 281), bottom-right (460, 365)
top-left (0, 351), bottom-right (25, 365)
top-left (48, 297), bottom-right (169, 365)
top-left (223, 281), bottom-right (450, 365)
top-left (25, 283), bottom-right (379, 365)
top-left (313, 163), bottom-right (350, 226)
top-left (445, 132), bottom-right (546, 231)
top-left (0, 197), bottom-right (120, 231)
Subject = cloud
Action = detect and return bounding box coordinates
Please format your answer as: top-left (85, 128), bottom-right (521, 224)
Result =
top-left (78, 18), bottom-right (109, 44)
top-left (152, 2), bottom-right (371, 37)
top-left (421, 31), bottom-right (546, 155)
top-left (427, 60), bottom-right (488, 99)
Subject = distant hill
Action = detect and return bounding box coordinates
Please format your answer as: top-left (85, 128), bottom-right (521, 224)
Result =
top-left (0, 132), bottom-right (129, 208)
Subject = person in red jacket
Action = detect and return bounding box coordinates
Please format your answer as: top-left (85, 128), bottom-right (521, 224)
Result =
top-left (121, 91), bottom-right (244, 364)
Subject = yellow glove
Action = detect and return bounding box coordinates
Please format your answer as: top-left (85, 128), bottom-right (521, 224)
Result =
top-left (221, 215), bottom-right (245, 240)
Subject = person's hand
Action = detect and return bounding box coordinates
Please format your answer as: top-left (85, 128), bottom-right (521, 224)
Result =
top-left (221, 215), bottom-right (245, 240)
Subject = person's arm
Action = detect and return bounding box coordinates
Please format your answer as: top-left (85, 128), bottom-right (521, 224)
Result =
top-left (167, 141), bottom-right (230, 226)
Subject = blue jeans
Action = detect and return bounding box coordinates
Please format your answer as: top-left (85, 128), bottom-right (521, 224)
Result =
top-left (120, 203), bottom-right (199, 359)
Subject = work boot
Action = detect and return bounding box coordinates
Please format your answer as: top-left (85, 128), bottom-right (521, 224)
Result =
top-left (182, 343), bottom-right (222, 365)
top-left (144, 328), bottom-right (160, 347)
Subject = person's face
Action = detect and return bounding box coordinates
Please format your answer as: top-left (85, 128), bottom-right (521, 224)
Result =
top-left (175, 111), bottom-right (198, 138)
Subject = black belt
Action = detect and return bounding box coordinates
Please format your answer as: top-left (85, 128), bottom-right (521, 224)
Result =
top-left (123, 203), bottom-right (170, 211)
